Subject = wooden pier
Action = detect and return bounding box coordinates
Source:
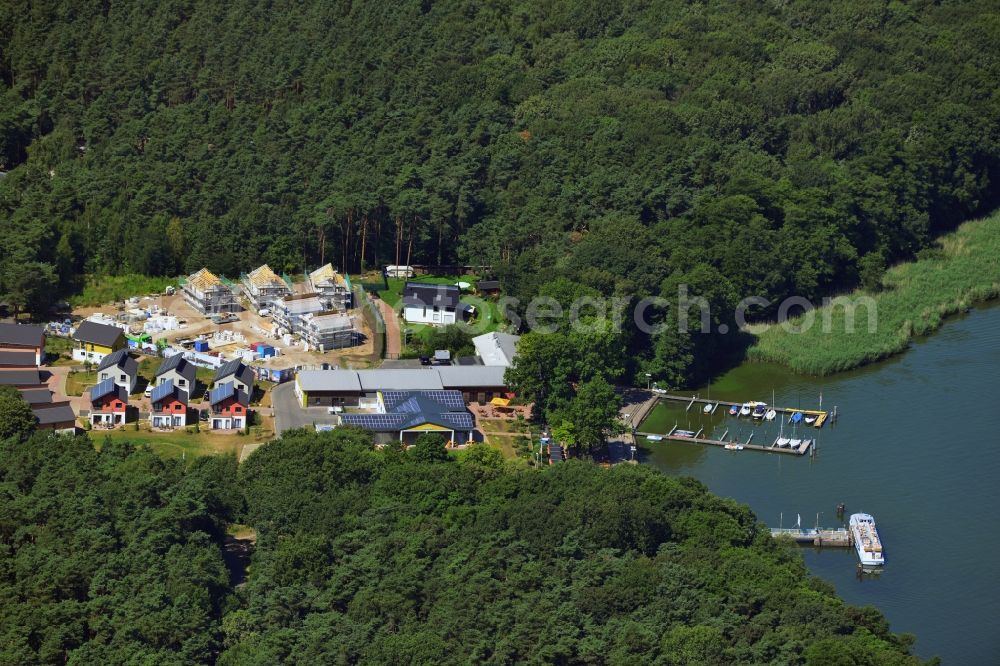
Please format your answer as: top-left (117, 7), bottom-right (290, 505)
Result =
top-left (770, 527), bottom-right (852, 547)
top-left (655, 393), bottom-right (830, 428)
top-left (638, 431), bottom-right (811, 456)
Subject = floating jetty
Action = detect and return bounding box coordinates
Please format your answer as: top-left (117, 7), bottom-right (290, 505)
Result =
top-left (655, 393), bottom-right (830, 428)
top-left (639, 430), bottom-right (811, 456)
top-left (770, 527), bottom-right (852, 547)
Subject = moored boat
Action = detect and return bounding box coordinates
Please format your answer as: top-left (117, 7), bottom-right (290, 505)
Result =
top-left (739, 403), bottom-right (752, 416)
top-left (674, 429), bottom-right (696, 438)
top-left (728, 404), bottom-right (739, 416)
top-left (724, 442), bottom-right (743, 451)
top-left (752, 403), bottom-right (767, 419)
top-left (775, 437), bottom-right (791, 448)
top-left (791, 411), bottom-right (803, 424)
top-left (804, 414), bottom-right (817, 425)
top-left (849, 513), bottom-right (885, 567)
top-left (765, 409), bottom-right (777, 421)
top-left (646, 434), bottom-right (663, 441)
top-left (703, 403), bottom-right (713, 414)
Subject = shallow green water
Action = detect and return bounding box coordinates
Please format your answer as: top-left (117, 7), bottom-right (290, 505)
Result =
top-left (640, 302), bottom-right (1000, 664)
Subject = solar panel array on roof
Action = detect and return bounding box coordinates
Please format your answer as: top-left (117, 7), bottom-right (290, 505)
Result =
top-left (150, 379), bottom-right (176, 404)
top-left (209, 381), bottom-right (236, 405)
top-left (381, 390), bottom-right (465, 411)
top-left (90, 378), bottom-right (117, 402)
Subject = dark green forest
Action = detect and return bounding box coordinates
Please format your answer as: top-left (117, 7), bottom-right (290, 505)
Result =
top-left (2, 0), bottom-right (999, 385)
top-left (1, 431), bottom-right (925, 664)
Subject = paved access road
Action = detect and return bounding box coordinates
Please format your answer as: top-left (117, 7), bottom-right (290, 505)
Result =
top-left (271, 381), bottom-right (341, 434)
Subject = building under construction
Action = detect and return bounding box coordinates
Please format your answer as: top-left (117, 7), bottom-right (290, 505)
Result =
top-left (241, 264), bottom-right (291, 311)
top-left (299, 312), bottom-right (362, 350)
top-left (308, 263), bottom-right (353, 310)
top-left (182, 268), bottom-right (241, 315)
top-left (271, 292), bottom-right (324, 334)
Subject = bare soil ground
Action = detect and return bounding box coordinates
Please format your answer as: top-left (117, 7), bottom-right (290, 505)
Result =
top-left (72, 292), bottom-right (377, 368)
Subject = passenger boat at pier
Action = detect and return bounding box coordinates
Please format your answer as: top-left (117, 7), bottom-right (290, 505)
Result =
top-left (849, 513), bottom-right (885, 567)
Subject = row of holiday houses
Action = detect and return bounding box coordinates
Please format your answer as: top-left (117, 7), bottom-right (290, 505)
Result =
top-left (88, 344), bottom-right (254, 431)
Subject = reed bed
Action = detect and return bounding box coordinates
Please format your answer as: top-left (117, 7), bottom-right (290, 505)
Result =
top-left (749, 211), bottom-right (1000, 375)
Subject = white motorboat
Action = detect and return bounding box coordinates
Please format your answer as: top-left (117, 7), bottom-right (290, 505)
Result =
top-left (703, 403), bottom-right (713, 414)
top-left (724, 443), bottom-right (744, 451)
top-left (850, 513), bottom-right (885, 566)
top-left (765, 409), bottom-right (777, 421)
top-left (739, 403), bottom-right (752, 416)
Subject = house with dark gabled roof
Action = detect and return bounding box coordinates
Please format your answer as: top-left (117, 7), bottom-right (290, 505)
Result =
top-left (0, 350), bottom-right (38, 368)
top-left (150, 380), bottom-right (191, 429)
top-left (213, 358), bottom-right (254, 395)
top-left (155, 354), bottom-right (197, 399)
top-left (96, 349), bottom-right (138, 394)
top-left (402, 282), bottom-right (464, 326)
top-left (208, 381), bottom-right (250, 430)
top-left (72, 321), bottom-right (126, 364)
top-left (0, 323), bottom-right (45, 365)
top-left (32, 403), bottom-right (77, 434)
top-left (0, 369), bottom-right (43, 387)
top-left (89, 378), bottom-right (130, 427)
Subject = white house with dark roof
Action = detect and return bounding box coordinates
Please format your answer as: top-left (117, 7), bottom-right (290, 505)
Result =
top-left (402, 283), bottom-right (463, 325)
top-left (213, 358), bottom-right (254, 395)
top-left (154, 354), bottom-right (197, 399)
top-left (96, 349), bottom-right (139, 394)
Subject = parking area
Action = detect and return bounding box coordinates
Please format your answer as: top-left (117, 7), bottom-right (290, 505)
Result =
top-left (271, 382), bottom-right (342, 434)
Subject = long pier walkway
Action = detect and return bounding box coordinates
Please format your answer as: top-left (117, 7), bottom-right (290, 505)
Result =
top-left (770, 527), bottom-right (852, 547)
top-left (656, 393), bottom-right (831, 427)
top-left (637, 430), bottom-right (812, 456)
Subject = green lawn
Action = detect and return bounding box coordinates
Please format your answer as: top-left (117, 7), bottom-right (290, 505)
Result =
top-left (749, 209), bottom-right (1000, 375)
top-left (88, 425), bottom-right (274, 459)
top-left (44, 336), bottom-right (74, 364)
top-left (65, 370), bottom-right (98, 396)
top-left (70, 274), bottom-right (179, 307)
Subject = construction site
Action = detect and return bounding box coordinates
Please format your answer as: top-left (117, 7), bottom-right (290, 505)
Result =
top-left (67, 265), bottom-right (377, 371)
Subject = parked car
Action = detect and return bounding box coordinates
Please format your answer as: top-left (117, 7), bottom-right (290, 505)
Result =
top-left (143, 385), bottom-right (153, 398)
top-left (419, 356), bottom-right (432, 365)
top-left (203, 389), bottom-right (211, 401)
top-left (199, 410), bottom-right (208, 422)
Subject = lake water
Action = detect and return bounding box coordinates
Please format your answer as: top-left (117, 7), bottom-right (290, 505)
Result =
top-left (639, 302), bottom-right (1000, 664)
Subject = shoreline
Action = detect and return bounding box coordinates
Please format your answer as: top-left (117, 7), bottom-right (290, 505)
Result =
top-left (746, 210), bottom-right (1000, 376)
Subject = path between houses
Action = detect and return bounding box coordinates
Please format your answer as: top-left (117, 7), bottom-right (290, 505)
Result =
top-left (376, 299), bottom-right (402, 358)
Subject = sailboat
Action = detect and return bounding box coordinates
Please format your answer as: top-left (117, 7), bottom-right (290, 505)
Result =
top-left (765, 390), bottom-right (777, 420)
top-left (703, 403), bottom-right (713, 414)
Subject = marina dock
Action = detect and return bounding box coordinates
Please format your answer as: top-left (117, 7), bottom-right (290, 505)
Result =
top-left (770, 527), bottom-right (852, 547)
top-left (639, 430), bottom-right (812, 456)
top-left (658, 393), bottom-right (830, 428)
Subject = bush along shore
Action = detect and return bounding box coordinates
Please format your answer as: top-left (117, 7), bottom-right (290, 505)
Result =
top-left (749, 209), bottom-right (1000, 375)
